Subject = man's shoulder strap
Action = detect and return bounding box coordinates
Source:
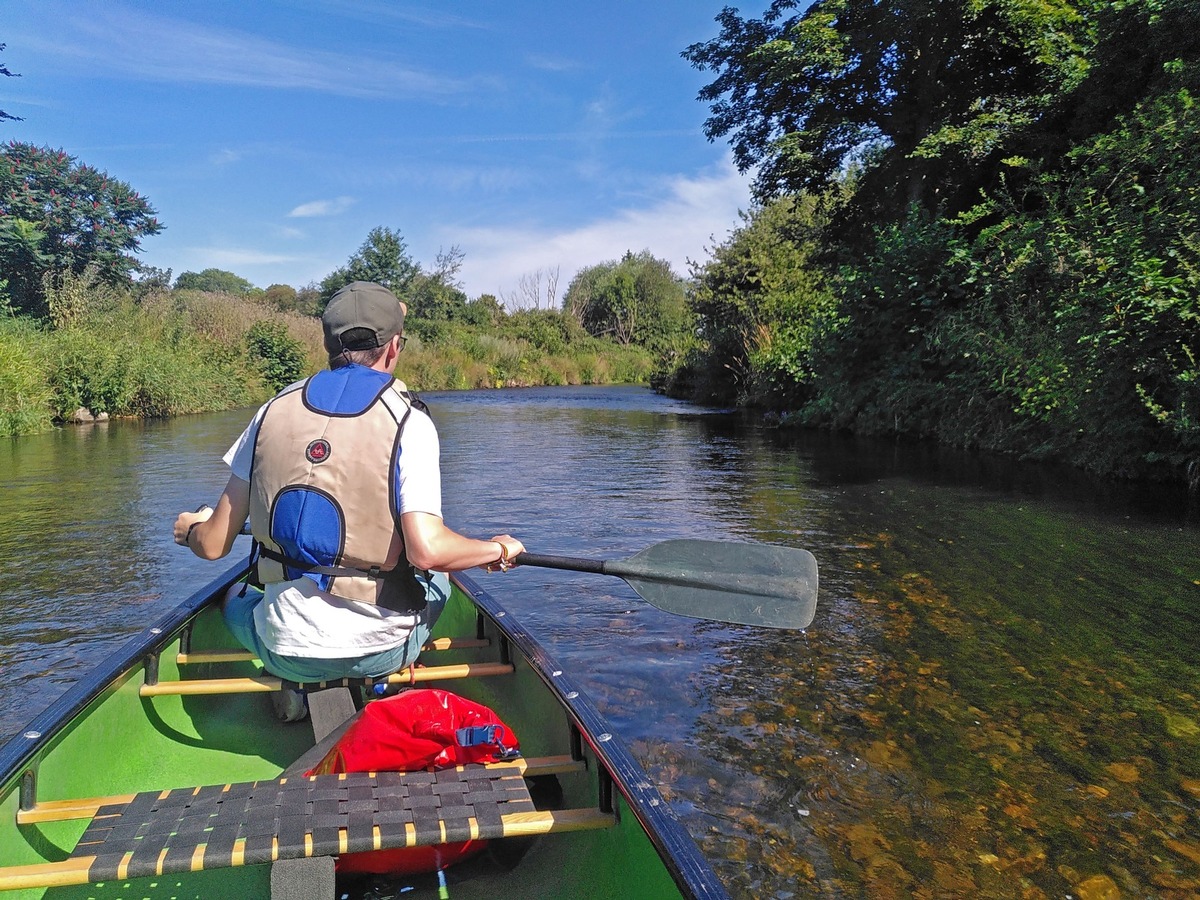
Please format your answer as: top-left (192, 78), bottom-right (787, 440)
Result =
top-left (382, 379), bottom-right (432, 426)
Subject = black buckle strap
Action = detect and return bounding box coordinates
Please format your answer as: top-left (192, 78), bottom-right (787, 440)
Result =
top-left (259, 545), bottom-right (380, 580)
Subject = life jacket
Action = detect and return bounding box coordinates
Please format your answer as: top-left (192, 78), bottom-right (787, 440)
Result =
top-left (248, 366), bottom-right (429, 611)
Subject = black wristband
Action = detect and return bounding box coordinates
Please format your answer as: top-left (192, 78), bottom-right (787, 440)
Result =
top-left (186, 504), bottom-right (212, 547)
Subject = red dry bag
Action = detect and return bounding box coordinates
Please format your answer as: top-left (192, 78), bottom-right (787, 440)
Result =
top-left (307, 688), bottom-right (520, 875)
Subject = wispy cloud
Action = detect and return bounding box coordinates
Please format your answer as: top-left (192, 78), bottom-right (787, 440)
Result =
top-left (19, 5), bottom-right (474, 98)
top-left (451, 160), bottom-right (753, 301)
top-left (210, 149), bottom-right (241, 166)
top-left (304, 0), bottom-right (490, 31)
top-left (525, 54), bottom-right (583, 73)
top-left (193, 248), bottom-right (301, 268)
top-left (288, 196), bottom-right (357, 218)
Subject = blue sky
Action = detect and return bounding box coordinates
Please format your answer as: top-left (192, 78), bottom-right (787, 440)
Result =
top-left (3, 1), bottom-right (756, 302)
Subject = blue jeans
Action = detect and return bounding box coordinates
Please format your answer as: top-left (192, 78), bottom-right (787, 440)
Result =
top-left (222, 571), bottom-right (450, 683)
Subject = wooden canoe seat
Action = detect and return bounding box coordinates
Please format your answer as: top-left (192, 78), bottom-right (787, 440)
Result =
top-left (3, 762), bottom-right (611, 892)
top-left (140, 661), bottom-right (515, 698)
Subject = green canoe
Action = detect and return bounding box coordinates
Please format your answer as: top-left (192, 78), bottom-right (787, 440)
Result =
top-left (0, 561), bottom-right (729, 899)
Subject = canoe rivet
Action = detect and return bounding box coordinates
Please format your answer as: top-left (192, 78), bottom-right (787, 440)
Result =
top-left (150, 628), bottom-right (162, 635)
top-left (552, 670), bottom-right (562, 677)
top-left (23, 731), bottom-right (40, 740)
top-left (496, 611), bottom-right (505, 617)
top-left (566, 691), bottom-right (579, 700)
top-left (598, 732), bottom-right (611, 742)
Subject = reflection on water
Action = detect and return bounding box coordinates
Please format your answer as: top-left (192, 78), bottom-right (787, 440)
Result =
top-left (2, 385), bottom-right (1198, 898)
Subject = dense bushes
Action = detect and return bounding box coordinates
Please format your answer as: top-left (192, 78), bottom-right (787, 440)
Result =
top-left (671, 0), bottom-right (1200, 484)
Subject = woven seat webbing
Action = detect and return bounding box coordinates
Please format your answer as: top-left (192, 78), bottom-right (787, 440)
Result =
top-left (72, 767), bottom-right (535, 882)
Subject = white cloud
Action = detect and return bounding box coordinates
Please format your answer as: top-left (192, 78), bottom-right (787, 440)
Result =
top-left (288, 196), bottom-right (357, 218)
top-left (451, 160), bottom-right (753, 302)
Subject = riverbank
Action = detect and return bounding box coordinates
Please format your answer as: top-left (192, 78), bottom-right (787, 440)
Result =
top-left (0, 286), bottom-right (655, 436)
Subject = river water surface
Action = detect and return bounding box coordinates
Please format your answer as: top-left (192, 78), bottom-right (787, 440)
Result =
top-left (1, 386), bottom-right (1198, 898)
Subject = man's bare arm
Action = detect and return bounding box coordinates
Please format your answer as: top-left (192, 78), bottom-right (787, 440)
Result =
top-left (400, 511), bottom-right (523, 572)
top-left (173, 475), bottom-right (252, 560)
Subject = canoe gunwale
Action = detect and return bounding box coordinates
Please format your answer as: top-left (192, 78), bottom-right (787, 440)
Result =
top-left (453, 572), bottom-right (729, 900)
top-left (0, 560), bottom-right (728, 899)
top-left (0, 559), bottom-right (250, 792)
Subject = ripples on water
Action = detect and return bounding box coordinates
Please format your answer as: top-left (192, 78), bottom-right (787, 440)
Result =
top-left (2, 385), bottom-right (1198, 898)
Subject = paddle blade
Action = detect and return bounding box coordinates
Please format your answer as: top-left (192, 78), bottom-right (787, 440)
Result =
top-left (607, 539), bottom-right (818, 630)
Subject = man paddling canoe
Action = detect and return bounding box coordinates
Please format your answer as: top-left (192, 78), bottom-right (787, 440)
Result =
top-left (173, 281), bottom-right (523, 716)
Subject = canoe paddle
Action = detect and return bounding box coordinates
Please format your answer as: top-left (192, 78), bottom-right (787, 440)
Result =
top-left (231, 524), bottom-right (816, 630)
top-left (517, 539), bottom-right (818, 630)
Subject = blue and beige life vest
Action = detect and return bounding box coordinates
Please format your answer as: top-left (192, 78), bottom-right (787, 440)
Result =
top-left (248, 365), bottom-right (428, 611)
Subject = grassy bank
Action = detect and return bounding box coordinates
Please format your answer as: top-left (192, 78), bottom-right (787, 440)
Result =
top-left (0, 285), bottom-right (654, 436)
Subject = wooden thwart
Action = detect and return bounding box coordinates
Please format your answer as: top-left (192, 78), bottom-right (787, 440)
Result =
top-left (140, 661), bottom-right (515, 697)
top-left (1, 766), bottom-right (614, 892)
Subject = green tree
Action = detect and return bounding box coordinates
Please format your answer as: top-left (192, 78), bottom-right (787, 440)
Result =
top-left (683, 0), bottom-right (1091, 215)
top-left (131, 264), bottom-right (172, 300)
top-left (0, 142), bottom-right (163, 317)
top-left (685, 195), bottom-right (835, 405)
top-left (262, 283), bottom-right (298, 311)
top-left (566, 251), bottom-right (689, 353)
top-left (175, 268), bottom-right (256, 294)
top-left (461, 293), bottom-right (505, 327)
top-left (407, 246), bottom-right (468, 321)
top-left (319, 226), bottom-right (420, 306)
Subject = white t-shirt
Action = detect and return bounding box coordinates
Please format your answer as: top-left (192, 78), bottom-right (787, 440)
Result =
top-left (223, 388), bottom-right (443, 658)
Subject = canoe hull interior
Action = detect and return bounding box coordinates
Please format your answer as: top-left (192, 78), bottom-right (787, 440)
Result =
top-left (0, 567), bottom-right (725, 899)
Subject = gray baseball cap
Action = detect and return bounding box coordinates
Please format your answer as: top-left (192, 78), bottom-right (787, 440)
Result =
top-left (322, 281), bottom-right (405, 353)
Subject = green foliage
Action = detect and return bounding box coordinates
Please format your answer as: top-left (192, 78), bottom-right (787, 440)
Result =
top-left (503, 308), bottom-right (589, 354)
top-left (132, 264), bottom-right (172, 300)
top-left (674, 0), bottom-right (1200, 485)
top-left (461, 294), bottom-right (504, 327)
top-left (679, 195), bottom-right (835, 406)
top-left (803, 82), bottom-right (1200, 478)
top-left (262, 283), bottom-right (297, 310)
top-left (565, 251), bottom-right (690, 354)
top-left (319, 226), bottom-right (420, 306)
top-left (246, 320), bottom-right (306, 392)
top-left (0, 142), bottom-right (162, 316)
top-left (684, 0), bottom-right (1092, 215)
top-left (0, 275), bottom-right (655, 435)
top-left (0, 316), bottom-right (52, 434)
top-left (174, 268), bottom-right (256, 294)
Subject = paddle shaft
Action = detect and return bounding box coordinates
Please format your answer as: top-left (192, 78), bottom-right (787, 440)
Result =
top-left (517, 553), bottom-right (608, 575)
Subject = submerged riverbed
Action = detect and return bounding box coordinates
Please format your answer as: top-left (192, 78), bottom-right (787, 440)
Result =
top-left (1, 386), bottom-right (1197, 897)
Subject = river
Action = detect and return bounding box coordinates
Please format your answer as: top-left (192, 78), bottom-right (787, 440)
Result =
top-left (1, 385), bottom-right (1197, 898)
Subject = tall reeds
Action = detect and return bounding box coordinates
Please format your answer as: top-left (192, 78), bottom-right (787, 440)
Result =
top-left (0, 282), bottom-right (654, 436)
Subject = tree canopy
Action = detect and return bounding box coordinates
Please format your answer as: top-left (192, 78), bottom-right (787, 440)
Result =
top-left (565, 251), bottom-right (689, 353)
top-left (318, 226), bottom-right (420, 307)
top-left (0, 142), bottom-right (162, 317)
top-left (175, 268), bottom-right (256, 295)
top-left (672, 0), bottom-right (1200, 483)
top-left (683, 0), bottom-right (1092, 214)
